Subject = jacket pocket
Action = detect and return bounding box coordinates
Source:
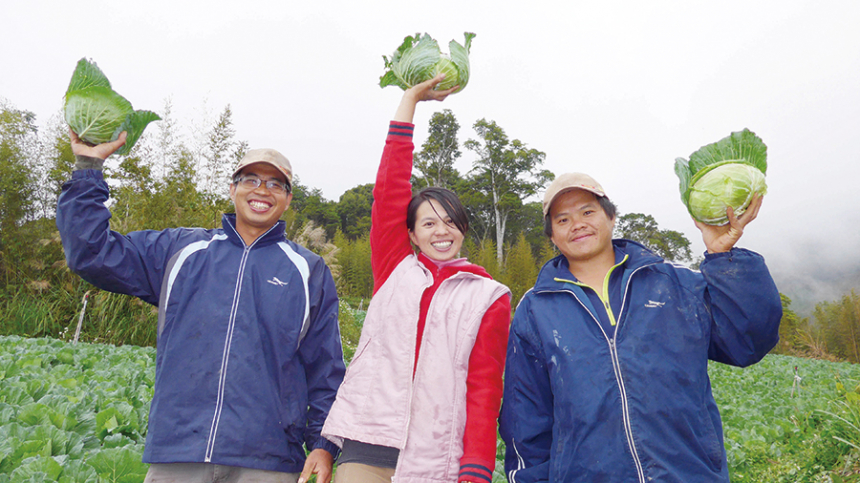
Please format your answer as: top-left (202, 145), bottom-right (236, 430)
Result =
top-left (337, 336), bottom-right (375, 401)
top-left (344, 335), bottom-right (372, 373)
top-left (699, 407), bottom-right (724, 471)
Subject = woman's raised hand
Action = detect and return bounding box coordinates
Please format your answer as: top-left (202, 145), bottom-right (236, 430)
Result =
top-left (393, 74), bottom-right (458, 123)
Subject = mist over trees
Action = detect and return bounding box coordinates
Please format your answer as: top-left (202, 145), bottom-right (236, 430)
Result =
top-left (1, 96), bottom-right (857, 364)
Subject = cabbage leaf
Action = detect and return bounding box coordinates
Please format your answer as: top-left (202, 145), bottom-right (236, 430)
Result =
top-left (379, 32), bottom-right (475, 93)
top-left (64, 58), bottom-right (160, 156)
top-left (674, 129), bottom-right (768, 225)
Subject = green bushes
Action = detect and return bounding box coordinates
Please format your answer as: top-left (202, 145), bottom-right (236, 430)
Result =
top-left (338, 300), bottom-right (365, 363)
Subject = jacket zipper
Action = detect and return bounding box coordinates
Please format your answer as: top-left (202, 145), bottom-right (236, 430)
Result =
top-left (204, 222), bottom-right (279, 462)
top-left (608, 337), bottom-right (645, 483)
top-left (541, 263), bottom-right (652, 483)
top-left (611, 264), bottom-right (650, 483)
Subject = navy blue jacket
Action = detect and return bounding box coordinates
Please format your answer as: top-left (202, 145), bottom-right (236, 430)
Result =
top-left (499, 240), bottom-right (781, 483)
top-left (57, 169), bottom-right (345, 473)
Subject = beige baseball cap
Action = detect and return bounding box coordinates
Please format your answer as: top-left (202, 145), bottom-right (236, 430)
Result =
top-left (542, 172), bottom-right (607, 216)
top-left (232, 148), bottom-right (293, 188)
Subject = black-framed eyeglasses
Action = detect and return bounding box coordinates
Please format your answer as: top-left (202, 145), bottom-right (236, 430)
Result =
top-left (234, 175), bottom-right (290, 194)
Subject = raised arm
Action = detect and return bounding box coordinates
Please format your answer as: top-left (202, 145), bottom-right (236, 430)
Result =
top-left (393, 73), bottom-right (458, 123)
top-left (702, 246), bottom-right (782, 367)
top-left (370, 75), bottom-right (458, 292)
top-left (691, 194), bottom-right (780, 365)
top-left (57, 129), bottom-right (184, 305)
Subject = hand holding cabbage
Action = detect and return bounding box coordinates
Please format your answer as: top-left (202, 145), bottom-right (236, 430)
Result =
top-left (379, 32), bottom-right (474, 93)
top-left (674, 129), bottom-right (768, 226)
top-left (64, 58), bottom-right (160, 156)
top-left (695, 192), bottom-right (763, 253)
top-left (394, 74), bottom-right (457, 123)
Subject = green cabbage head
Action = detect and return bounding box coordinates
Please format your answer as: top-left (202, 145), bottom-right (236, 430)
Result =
top-left (379, 32), bottom-right (475, 93)
top-left (674, 129), bottom-right (768, 225)
top-left (64, 58), bottom-right (160, 155)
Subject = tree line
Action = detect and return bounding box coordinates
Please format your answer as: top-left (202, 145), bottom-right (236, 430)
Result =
top-left (1, 96), bottom-right (855, 363)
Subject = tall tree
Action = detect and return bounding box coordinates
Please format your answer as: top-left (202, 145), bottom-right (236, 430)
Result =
top-left (505, 201), bottom-right (545, 259)
top-left (159, 148), bottom-right (211, 228)
top-left (774, 293), bottom-right (803, 355)
top-left (464, 119), bottom-right (550, 265)
top-left (333, 230), bottom-right (373, 299)
top-left (413, 109), bottom-right (462, 189)
top-left (337, 184), bottom-right (374, 239)
top-left (456, 176), bottom-right (495, 245)
top-left (110, 153), bottom-right (157, 233)
top-left (193, 105), bottom-right (248, 227)
top-left (815, 290), bottom-right (860, 362)
top-left (0, 102), bottom-right (39, 283)
top-left (200, 105), bottom-right (242, 198)
top-left (290, 176), bottom-right (339, 239)
top-left (502, 232), bottom-right (539, 306)
top-left (469, 238), bottom-right (501, 281)
top-left (539, 236), bottom-right (558, 265)
top-left (155, 98), bottom-right (180, 181)
top-left (43, 116), bottom-right (76, 216)
top-left (614, 213), bottom-right (693, 263)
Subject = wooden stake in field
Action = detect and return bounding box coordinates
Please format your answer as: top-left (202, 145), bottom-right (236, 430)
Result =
top-left (791, 365), bottom-right (802, 397)
top-left (73, 291), bottom-right (90, 344)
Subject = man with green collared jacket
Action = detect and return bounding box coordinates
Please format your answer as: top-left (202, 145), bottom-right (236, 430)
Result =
top-left (499, 173), bottom-right (781, 483)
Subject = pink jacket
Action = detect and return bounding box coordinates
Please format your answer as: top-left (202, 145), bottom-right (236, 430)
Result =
top-left (322, 253), bottom-right (510, 483)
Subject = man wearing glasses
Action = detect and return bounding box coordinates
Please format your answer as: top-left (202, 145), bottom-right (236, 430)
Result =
top-left (57, 131), bottom-right (345, 483)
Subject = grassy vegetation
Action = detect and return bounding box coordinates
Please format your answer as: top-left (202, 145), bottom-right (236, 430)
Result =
top-left (1, 288), bottom-right (158, 348)
top-left (3, 289), bottom-right (354, 352)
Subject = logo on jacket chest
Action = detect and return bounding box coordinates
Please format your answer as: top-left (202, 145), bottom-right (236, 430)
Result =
top-left (644, 299), bottom-right (665, 308)
top-left (267, 277), bottom-right (289, 287)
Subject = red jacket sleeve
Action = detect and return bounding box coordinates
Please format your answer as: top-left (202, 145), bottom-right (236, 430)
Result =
top-left (370, 121), bottom-right (417, 294)
top-left (458, 294), bottom-right (512, 483)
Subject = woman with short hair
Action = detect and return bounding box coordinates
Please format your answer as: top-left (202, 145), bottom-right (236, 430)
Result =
top-left (322, 74), bottom-right (511, 483)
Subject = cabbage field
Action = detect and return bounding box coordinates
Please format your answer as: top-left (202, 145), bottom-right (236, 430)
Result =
top-left (2, 334), bottom-right (860, 482)
top-left (0, 336), bottom-right (151, 482)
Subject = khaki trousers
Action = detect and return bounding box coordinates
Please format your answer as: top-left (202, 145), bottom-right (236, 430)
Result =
top-left (333, 463), bottom-right (395, 483)
top-left (144, 463), bottom-right (300, 483)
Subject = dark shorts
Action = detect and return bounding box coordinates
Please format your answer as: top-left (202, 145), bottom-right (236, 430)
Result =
top-left (336, 439), bottom-right (399, 469)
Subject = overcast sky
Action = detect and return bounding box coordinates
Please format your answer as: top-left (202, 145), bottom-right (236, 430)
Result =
top-left (3, 0), bottom-right (859, 315)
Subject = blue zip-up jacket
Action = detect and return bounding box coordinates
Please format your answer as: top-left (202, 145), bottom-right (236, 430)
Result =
top-left (56, 169), bottom-right (345, 473)
top-left (499, 239), bottom-right (781, 483)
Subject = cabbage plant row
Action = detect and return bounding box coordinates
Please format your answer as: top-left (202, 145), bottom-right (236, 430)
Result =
top-left (2, 336), bottom-right (860, 482)
top-left (710, 354), bottom-right (860, 481)
top-left (0, 336), bottom-right (153, 482)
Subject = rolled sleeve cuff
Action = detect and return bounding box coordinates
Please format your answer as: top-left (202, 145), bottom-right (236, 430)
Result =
top-left (313, 437), bottom-right (341, 460)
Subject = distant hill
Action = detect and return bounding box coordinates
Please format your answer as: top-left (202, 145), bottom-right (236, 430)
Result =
top-left (771, 260), bottom-right (860, 318)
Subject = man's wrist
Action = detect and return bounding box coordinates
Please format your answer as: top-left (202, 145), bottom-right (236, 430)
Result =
top-left (74, 155), bottom-right (105, 171)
